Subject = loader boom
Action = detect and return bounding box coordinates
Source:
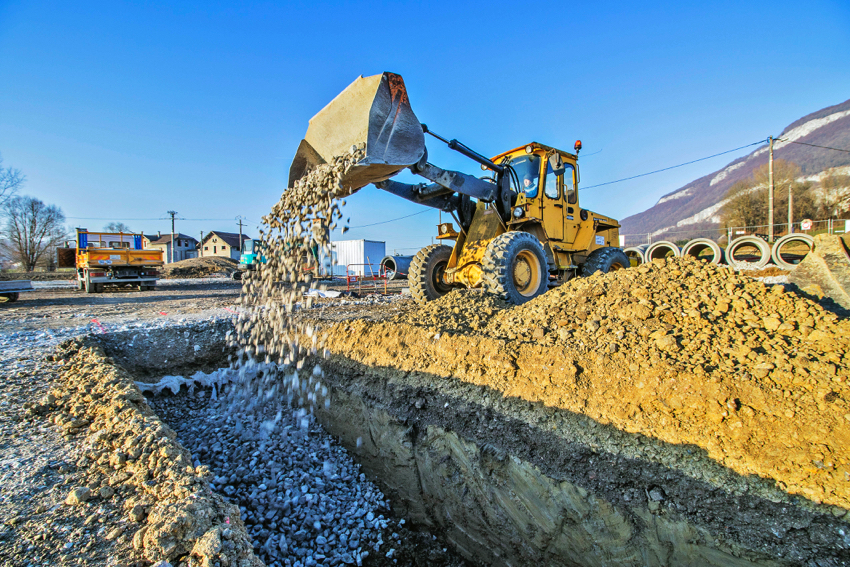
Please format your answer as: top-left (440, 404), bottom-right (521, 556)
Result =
top-left (289, 72), bottom-right (625, 305)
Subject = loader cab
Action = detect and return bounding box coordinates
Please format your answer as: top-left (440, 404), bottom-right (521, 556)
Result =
top-left (495, 143), bottom-right (580, 244)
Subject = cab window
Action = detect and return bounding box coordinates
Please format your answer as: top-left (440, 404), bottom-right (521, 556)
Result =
top-left (507, 155), bottom-right (540, 199)
top-left (564, 163), bottom-right (577, 204)
top-left (544, 162), bottom-right (560, 199)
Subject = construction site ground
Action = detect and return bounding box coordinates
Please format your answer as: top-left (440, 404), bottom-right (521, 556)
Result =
top-left (1, 260), bottom-right (849, 566)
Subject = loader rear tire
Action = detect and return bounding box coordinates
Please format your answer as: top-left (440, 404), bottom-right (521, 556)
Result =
top-left (409, 244), bottom-right (453, 304)
top-left (481, 232), bottom-right (548, 305)
top-left (580, 247), bottom-right (630, 277)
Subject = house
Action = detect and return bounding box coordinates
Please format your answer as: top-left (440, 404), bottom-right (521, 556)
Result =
top-left (199, 231), bottom-right (251, 261)
top-left (143, 232), bottom-right (199, 263)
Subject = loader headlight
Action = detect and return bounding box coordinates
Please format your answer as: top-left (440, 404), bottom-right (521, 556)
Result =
top-left (525, 145), bottom-right (534, 154)
top-left (513, 207), bottom-right (524, 218)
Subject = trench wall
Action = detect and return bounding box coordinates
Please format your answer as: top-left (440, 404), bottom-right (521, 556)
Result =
top-left (314, 352), bottom-right (849, 567)
top-left (95, 319), bottom-right (850, 566)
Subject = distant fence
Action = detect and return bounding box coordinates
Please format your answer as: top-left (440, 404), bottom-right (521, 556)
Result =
top-left (621, 217), bottom-right (848, 247)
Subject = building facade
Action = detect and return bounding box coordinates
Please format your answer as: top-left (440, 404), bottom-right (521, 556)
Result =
top-left (143, 232), bottom-right (199, 263)
top-left (199, 231), bottom-right (251, 261)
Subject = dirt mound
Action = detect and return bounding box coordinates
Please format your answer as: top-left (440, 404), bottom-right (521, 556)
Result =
top-left (34, 339), bottom-right (262, 566)
top-left (161, 257), bottom-right (238, 279)
top-left (324, 255), bottom-right (850, 510)
top-left (399, 289), bottom-right (510, 334)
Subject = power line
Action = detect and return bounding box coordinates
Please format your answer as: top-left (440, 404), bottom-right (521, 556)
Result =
top-left (66, 216), bottom-right (251, 221)
top-left (776, 139), bottom-right (850, 154)
top-left (345, 209), bottom-right (431, 229)
top-left (580, 139), bottom-right (767, 190)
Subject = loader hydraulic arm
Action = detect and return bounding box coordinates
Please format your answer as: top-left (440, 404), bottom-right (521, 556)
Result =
top-left (289, 72), bottom-right (516, 225)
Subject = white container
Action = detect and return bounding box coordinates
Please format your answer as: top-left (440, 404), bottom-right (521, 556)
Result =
top-left (328, 239), bottom-right (386, 277)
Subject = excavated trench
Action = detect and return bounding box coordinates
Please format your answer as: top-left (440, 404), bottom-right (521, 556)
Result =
top-left (97, 301), bottom-right (850, 567)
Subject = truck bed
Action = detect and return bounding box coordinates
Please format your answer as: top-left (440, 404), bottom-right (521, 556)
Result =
top-left (78, 249), bottom-right (164, 268)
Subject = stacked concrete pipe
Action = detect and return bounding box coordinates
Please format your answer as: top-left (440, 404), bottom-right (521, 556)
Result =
top-left (681, 238), bottom-right (725, 265)
top-left (644, 240), bottom-right (681, 262)
top-left (623, 244), bottom-right (649, 266)
top-left (771, 233), bottom-right (815, 270)
top-left (726, 236), bottom-right (772, 269)
top-left (380, 255), bottom-right (413, 280)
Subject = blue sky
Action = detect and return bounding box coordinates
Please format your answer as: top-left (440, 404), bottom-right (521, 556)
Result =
top-left (1, 1), bottom-right (849, 254)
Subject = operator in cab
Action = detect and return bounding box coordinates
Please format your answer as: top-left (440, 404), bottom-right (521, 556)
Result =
top-left (522, 174), bottom-right (539, 198)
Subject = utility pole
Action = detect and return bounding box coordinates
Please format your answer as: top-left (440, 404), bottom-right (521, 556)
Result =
top-left (167, 210), bottom-right (177, 263)
top-left (768, 137), bottom-right (775, 243)
top-left (236, 218), bottom-right (245, 256)
top-left (788, 179), bottom-right (794, 234)
top-left (200, 231), bottom-right (204, 257)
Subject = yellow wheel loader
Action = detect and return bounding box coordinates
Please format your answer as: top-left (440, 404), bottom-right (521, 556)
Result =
top-left (290, 72), bottom-right (628, 305)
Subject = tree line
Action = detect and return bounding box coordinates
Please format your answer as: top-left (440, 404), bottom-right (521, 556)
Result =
top-left (0, 154), bottom-right (133, 272)
top-left (719, 160), bottom-right (850, 231)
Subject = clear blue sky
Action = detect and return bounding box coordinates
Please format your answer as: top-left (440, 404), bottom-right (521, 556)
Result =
top-left (1, 1), bottom-right (849, 254)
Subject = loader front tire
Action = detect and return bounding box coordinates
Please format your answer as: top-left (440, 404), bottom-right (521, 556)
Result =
top-left (409, 244), bottom-right (453, 304)
top-left (580, 247), bottom-right (630, 277)
top-left (482, 232), bottom-right (548, 305)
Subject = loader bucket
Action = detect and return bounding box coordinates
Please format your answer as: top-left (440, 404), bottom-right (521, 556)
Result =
top-left (288, 72), bottom-right (426, 194)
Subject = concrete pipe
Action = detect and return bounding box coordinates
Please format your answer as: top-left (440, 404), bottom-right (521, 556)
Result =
top-left (726, 236), bottom-right (772, 269)
top-left (681, 238), bottom-right (725, 265)
top-left (771, 233), bottom-right (814, 271)
top-left (623, 245), bottom-right (648, 267)
top-left (380, 255), bottom-right (413, 280)
top-left (644, 241), bottom-right (681, 262)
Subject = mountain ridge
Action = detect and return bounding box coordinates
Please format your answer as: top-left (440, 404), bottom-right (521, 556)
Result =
top-left (619, 98), bottom-right (850, 239)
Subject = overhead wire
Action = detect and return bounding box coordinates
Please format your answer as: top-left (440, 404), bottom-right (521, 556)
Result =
top-left (579, 139), bottom-right (767, 190)
top-left (776, 139), bottom-right (850, 153)
top-left (344, 209), bottom-right (431, 229)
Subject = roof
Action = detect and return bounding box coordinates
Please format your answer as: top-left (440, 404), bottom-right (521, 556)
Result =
top-left (489, 142), bottom-right (578, 163)
top-left (144, 233), bottom-right (198, 245)
top-left (202, 231), bottom-right (252, 248)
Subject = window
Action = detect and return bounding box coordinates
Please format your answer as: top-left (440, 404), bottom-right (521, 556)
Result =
top-left (544, 162), bottom-right (560, 199)
top-left (507, 155), bottom-right (540, 198)
top-left (564, 164), bottom-right (577, 204)
top-left (204, 246), bottom-right (208, 251)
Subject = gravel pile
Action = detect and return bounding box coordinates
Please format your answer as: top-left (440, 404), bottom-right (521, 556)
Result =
top-left (148, 381), bottom-right (399, 567)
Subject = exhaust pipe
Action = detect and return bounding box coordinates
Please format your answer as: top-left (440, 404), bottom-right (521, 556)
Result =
top-left (289, 73), bottom-right (426, 194)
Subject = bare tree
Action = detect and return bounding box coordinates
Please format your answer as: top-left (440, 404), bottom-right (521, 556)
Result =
top-left (104, 222), bottom-right (132, 232)
top-left (720, 180), bottom-right (765, 228)
top-left (2, 196), bottom-right (68, 271)
top-left (0, 154), bottom-right (25, 206)
top-left (817, 168), bottom-right (850, 218)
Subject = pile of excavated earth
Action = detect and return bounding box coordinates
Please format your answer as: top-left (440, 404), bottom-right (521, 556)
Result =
top-left (161, 257), bottom-right (240, 279)
top-left (324, 255), bottom-right (850, 512)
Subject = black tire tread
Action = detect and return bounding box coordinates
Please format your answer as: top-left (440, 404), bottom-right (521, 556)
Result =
top-left (409, 244), bottom-right (453, 305)
top-left (481, 231), bottom-right (548, 305)
top-left (580, 247), bottom-right (631, 277)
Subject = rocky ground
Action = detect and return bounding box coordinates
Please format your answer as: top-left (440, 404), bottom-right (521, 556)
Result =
top-left (1, 254), bottom-right (848, 565)
top-left (0, 278), bottom-right (462, 567)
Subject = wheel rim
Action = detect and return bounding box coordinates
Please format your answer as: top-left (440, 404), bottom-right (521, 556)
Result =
top-left (513, 250), bottom-right (542, 297)
top-left (432, 260), bottom-right (451, 293)
top-left (609, 261), bottom-right (626, 271)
